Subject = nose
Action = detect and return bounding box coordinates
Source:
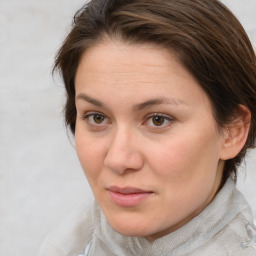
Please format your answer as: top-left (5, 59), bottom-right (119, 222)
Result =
top-left (104, 127), bottom-right (144, 174)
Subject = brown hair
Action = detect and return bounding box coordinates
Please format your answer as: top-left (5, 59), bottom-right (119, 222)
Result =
top-left (54, 0), bottom-right (256, 184)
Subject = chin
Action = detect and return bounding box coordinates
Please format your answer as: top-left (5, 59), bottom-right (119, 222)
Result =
top-left (105, 212), bottom-right (155, 238)
top-left (112, 223), bottom-right (150, 238)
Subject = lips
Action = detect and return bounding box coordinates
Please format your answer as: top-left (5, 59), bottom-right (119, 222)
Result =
top-left (107, 186), bottom-right (153, 207)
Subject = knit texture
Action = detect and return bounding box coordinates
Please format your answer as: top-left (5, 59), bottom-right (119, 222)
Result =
top-left (39, 178), bottom-right (256, 256)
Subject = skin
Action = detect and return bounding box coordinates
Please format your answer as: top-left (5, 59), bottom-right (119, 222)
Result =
top-left (74, 39), bottom-right (228, 242)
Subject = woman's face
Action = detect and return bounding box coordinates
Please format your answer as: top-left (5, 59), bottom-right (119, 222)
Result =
top-left (75, 39), bottom-right (226, 242)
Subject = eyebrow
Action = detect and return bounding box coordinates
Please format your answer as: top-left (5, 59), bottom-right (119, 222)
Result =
top-left (76, 93), bottom-right (184, 111)
top-left (76, 93), bottom-right (107, 108)
top-left (133, 97), bottom-right (184, 111)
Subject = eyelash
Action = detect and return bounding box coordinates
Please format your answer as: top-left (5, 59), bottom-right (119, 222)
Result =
top-left (143, 113), bottom-right (174, 128)
top-left (81, 112), bottom-right (174, 129)
top-left (82, 112), bottom-right (109, 127)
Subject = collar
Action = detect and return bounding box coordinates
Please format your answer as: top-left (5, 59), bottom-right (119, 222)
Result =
top-left (91, 178), bottom-right (254, 255)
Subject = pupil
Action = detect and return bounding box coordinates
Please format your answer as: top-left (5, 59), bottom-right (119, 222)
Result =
top-left (153, 116), bottom-right (164, 126)
top-left (94, 115), bottom-right (104, 123)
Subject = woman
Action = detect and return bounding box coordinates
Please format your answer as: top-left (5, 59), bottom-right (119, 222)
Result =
top-left (39, 0), bottom-right (256, 255)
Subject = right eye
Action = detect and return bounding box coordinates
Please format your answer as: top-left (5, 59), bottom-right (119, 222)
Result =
top-left (83, 112), bottom-right (108, 126)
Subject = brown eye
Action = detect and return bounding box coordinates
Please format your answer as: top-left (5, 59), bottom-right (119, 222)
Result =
top-left (93, 114), bottom-right (105, 124)
top-left (83, 112), bottom-right (108, 126)
top-left (143, 114), bottom-right (173, 128)
top-left (152, 116), bottom-right (165, 126)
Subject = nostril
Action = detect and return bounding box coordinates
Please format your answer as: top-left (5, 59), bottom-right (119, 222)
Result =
top-left (104, 148), bottom-right (144, 174)
top-left (104, 131), bottom-right (144, 174)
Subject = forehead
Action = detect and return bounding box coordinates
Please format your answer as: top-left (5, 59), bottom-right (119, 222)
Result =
top-left (76, 39), bottom-right (177, 80)
top-left (75, 39), bottom-right (210, 109)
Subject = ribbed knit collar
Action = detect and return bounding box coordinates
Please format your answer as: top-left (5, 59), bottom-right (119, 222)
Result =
top-left (92, 178), bottom-right (252, 256)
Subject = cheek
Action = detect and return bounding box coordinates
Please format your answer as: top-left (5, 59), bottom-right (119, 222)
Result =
top-left (144, 128), bottom-right (222, 183)
top-left (144, 131), bottom-right (222, 215)
top-left (75, 130), bottom-right (106, 182)
top-left (144, 140), bottom-right (192, 184)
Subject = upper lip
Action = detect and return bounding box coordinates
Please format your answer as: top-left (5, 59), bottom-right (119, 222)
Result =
top-left (107, 186), bottom-right (152, 194)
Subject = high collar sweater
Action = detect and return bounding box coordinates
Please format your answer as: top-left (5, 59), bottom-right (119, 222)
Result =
top-left (39, 178), bottom-right (256, 256)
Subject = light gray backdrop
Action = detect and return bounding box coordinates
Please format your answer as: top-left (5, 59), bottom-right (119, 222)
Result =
top-left (1, 0), bottom-right (256, 255)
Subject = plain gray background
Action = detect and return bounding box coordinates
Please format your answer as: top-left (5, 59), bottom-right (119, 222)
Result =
top-left (1, 0), bottom-right (256, 255)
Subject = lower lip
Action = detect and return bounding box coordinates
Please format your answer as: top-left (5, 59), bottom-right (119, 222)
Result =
top-left (108, 191), bottom-right (153, 207)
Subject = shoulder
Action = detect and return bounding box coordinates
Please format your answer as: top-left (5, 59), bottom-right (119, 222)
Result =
top-left (38, 203), bottom-right (94, 256)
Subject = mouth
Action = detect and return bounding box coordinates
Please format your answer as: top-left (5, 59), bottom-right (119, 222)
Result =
top-left (107, 186), bottom-right (154, 207)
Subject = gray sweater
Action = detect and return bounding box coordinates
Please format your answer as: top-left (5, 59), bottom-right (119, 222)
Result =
top-left (39, 178), bottom-right (256, 255)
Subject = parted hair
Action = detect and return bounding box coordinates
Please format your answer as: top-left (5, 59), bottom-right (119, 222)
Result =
top-left (54, 0), bottom-right (256, 184)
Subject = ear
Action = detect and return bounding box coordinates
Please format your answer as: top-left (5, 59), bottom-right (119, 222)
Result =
top-left (220, 105), bottom-right (251, 160)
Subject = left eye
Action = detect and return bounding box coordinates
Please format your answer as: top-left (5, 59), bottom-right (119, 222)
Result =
top-left (144, 114), bottom-right (173, 127)
top-left (83, 113), bottom-right (108, 125)
top-left (91, 114), bottom-right (106, 124)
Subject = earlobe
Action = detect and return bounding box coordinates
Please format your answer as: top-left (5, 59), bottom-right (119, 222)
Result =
top-left (220, 105), bottom-right (251, 160)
